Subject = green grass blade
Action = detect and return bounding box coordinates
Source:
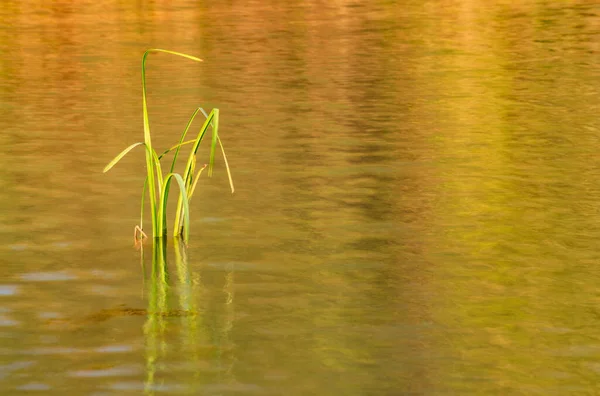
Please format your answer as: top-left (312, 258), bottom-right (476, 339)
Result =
top-left (174, 110), bottom-right (215, 233)
top-left (208, 109), bottom-right (219, 177)
top-left (146, 49), bottom-right (203, 63)
top-left (200, 108), bottom-right (234, 192)
top-left (140, 177), bottom-right (148, 234)
top-left (188, 163), bottom-right (208, 201)
top-left (217, 136), bottom-right (235, 193)
top-left (150, 148), bottom-right (164, 197)
top-left (188, 156), bottom-right (196, 196)
top-left (200, 108), bottom-right (232, 191)
top-left (157, 140), bottom-right (196, 160)
top-left (169, 108), bottom-right (202, 174)
top-left (141, 49), bottom-right (202, 239)
top-left (141, 49), bottom-right (202, 151)
top-left (103, 142), bottom-right (145, 173)
top-left (142, 50), bottom-right (158, 237)
top-left (159, 173), bottom-right (191, 243)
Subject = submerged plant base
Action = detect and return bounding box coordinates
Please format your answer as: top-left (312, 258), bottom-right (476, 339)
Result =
top-left (134, 225), bottom-right (148, 249)
top-left (104, 49), bottom-right (234, 245)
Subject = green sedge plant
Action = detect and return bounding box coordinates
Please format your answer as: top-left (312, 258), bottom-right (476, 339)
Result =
top-left (104, 49), bottom-right (234, 244)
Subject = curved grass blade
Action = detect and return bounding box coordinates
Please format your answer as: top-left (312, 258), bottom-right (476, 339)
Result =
top-left (103, 142), bottom-right (145, 173)
top-left (146, 49), bottom-right (203, 63)
top-left (173, 110), bottom-right (215, 233)
top-left (187, 110), bottom-right (214, 163)
top-left (187, 156), bottom-right (196, 196)
top-left (217, 136), bottom-right (235, 193)
top-left (200, 108), bottom-right (234, 192)
top-left (200, 108), bottom-right (233, 192)
top-left (158, 140), bottom-right (195, 160)
top-left (169, 108), bottom-right (202, 173)
top-left (208, 109), bottom-right (219, 177)
top-left (188, 163), bottom-right (208, 201)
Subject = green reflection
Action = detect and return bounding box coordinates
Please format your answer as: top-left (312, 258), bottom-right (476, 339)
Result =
top-left (143, 238), bottom-right (168, 395)
top-left (143, 239), bottom-right (235, 394)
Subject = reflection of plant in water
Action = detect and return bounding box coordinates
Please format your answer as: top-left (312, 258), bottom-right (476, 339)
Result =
top-left (218, 263), bottom-right (236, 383)
top-left (143, 240), bottom-right (236, 394)
top-left (173, 238), bottom-right (202, 381)
top-left (143, 238), bottom-right (168, 395)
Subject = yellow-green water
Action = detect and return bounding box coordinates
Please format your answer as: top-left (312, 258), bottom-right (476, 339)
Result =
top-left (1, 1), bottom-right (599, 394)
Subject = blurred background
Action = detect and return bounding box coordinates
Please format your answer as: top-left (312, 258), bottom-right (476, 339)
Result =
top-left (0, 0), bottom-right (600, 394)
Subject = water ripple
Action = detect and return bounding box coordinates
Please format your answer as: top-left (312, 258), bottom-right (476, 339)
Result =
top-left (19, 271), bottom-right (77, 282)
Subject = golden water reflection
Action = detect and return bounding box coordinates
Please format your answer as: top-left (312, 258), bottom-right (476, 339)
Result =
top-left (0, 0), bottom-right (599, 394)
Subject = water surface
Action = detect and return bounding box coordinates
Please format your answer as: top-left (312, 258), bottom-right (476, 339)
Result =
top-left (1, 1), bottom-right (600, 394)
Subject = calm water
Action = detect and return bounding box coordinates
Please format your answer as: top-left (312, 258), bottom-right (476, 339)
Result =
top-left (1, 1), bottom-right (600, 394)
